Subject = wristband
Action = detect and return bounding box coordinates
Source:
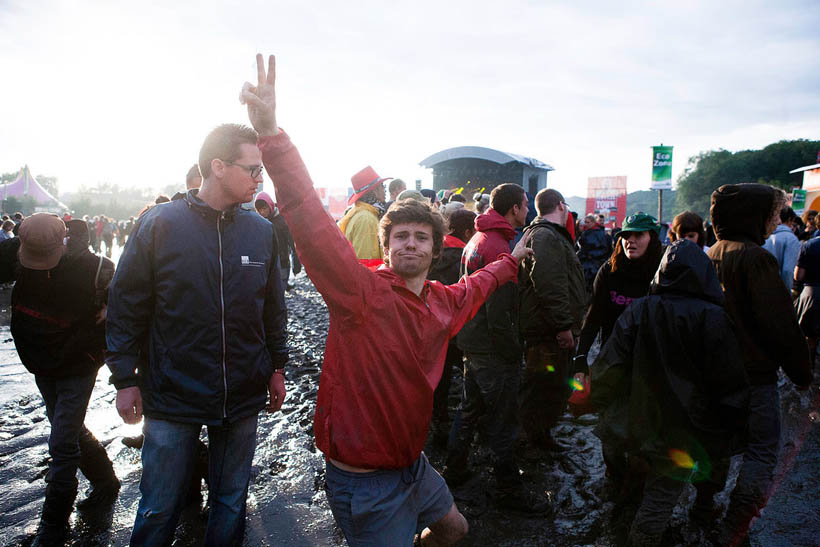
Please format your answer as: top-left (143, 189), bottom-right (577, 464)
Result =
top-left (273, 368), bottom-right (285, 376)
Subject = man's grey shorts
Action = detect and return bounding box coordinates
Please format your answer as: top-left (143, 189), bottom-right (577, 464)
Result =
top-left (324, 452), bottom-right (454, 545)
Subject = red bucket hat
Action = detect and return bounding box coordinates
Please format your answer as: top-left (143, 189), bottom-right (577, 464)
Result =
top-left (348, 166), bottom-right (391, 206)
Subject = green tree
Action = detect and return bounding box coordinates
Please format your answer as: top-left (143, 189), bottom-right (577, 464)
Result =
top-left (676, 139), bottom-right (820, 219)
top-left (2, 195), bottom-right (39, 216)
top-left (1, 172), bottom-right (17, 184)
top-left (35, 175), bottom-right (59, 197)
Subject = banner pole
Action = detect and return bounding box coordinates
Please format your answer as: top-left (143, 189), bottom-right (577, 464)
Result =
top-left (658, 189), bottom-right (663, 224)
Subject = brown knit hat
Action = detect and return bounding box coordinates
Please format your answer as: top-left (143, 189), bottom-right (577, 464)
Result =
top-left (18, 213), bottom-right (66, 270)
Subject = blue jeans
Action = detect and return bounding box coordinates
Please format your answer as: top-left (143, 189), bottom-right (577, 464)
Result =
top-left (130, 414), bottom-right (258, 547)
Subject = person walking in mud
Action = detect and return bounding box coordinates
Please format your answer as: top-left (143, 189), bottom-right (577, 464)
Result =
top-left (442, 183), bottom-right (548, 512)
top-left (255, 190), bottom-right (301, 291)
top-left (591, 239), bottom-right (750, 546)
top-left (518, 189), bottom-right (586, 459)
top-left (0, 214), bottom-right (119, 546)
top-left (242, 53), bottom-right (534, 546)
top-left (707, 183), bottom-right (812, 546)
top-left (106, 123), bottom-right (290, 546)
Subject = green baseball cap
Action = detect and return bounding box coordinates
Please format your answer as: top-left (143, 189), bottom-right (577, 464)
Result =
top-left (619, 212), bottom-right (660, 236)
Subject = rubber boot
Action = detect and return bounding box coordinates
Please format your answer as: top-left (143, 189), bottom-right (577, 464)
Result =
top-left (76, 428), bottom-right (120, 509)
top-left (493, 460), bottom-right (551, 515)
top-left (32, 484), bottom-right (76, 546)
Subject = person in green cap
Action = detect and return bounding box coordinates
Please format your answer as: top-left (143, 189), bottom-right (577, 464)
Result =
top-left (575, 212), bottom-right (664, 512)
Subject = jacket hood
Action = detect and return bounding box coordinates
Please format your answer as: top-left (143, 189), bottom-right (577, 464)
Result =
top-left (475, 208), bottom-right (516, 241)
top-left (710, 183), bottom-right (780, 245)
top-left (254, 191), bottom-right (276, 211)
top-left (650, 239), bottom-right (724, 305)
top-left (443, 234), bottom-right (467, 249)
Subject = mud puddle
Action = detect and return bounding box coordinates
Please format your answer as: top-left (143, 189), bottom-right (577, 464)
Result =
top-left (0, 276), bottom-right (818, 546)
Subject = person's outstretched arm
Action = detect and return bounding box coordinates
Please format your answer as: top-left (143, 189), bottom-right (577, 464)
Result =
top-left (241, 54), bottom-right (372, 317)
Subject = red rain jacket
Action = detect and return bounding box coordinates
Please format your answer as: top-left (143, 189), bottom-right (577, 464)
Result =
top-left (259, 132), bottom-right (518, 469)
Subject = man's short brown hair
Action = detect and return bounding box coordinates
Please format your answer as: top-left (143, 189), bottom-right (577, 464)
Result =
top-left (490, 183), bottom-right (526, 216)
top-left (379, 199), bottom-right (446, 267)
top-left (198, 124), bottom-right (258, 179)
top-left (534, 188), bottom-right (564, 216)
top-left (388, 178), bottom-right (407, 199)
top-left (186, 164), bottom-right (201, 188)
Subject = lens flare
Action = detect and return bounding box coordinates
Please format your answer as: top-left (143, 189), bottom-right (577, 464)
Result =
top-left (546, 365), bottom-right (555, 372)
top-left (568, 378), bottom-right (584, 391)
top-left (668, 448), bottom-right (696, 469)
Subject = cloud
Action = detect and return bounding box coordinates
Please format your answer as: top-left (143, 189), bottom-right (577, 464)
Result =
top-left (0, 0), bottom-right (817, 205)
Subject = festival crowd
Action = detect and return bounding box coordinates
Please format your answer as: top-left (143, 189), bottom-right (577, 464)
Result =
top-left (1, 54), bottom-right (816, 547)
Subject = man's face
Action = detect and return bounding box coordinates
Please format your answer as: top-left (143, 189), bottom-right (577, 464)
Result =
top-left (255, 202), bottom-right (271, 218)
top-left (375, 183), bottom-right (386, 203)
top-left (512, 196), bottom-right (529, 228)
top-left (558, 202), bottom-right (569, 225)
top-left (222, 143), bottom-right (263, 205)
top-left (386, 222), bottom-right (435, 278)
top-left (391, 183), bottom-right (406, 200)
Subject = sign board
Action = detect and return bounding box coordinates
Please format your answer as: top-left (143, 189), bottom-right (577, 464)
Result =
top-left (792, 188), bottom-right (807, 216)
top-left (651, 145), bottom-right (673, 190)
top-left (586, 176), bottom-right (627, 229)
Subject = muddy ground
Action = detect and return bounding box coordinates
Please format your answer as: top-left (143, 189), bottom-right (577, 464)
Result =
top-left (1, 273), bottom-right (819, 546)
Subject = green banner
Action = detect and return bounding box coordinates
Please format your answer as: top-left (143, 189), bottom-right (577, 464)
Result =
top-left (651, 146), bottom-right (673, 190)
top-left (792, 188), bottom-right (807, 215)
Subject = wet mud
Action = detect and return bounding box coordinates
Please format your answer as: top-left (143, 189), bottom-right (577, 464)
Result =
top-left (1, 276), bottom-right (819, 546)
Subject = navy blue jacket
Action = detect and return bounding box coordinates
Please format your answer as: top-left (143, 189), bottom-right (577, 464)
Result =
top-left (106, 190), bottom-right (289, 425)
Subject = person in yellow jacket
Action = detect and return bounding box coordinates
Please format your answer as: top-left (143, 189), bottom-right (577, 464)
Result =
top-left (338, 166), bottom-right (390, 261)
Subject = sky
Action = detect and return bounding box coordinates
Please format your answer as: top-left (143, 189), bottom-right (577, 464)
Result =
top-left (1, 0), bottom-right (819, 201)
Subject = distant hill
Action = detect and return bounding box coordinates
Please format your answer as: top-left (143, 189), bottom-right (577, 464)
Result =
top-left (564, 189), bottom-right (683, 224)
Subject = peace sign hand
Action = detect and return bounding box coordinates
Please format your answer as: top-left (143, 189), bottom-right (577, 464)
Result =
top-left (240, 53), bottom-right (279, 137)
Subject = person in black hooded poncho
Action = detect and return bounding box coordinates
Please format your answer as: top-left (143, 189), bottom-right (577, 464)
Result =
top-left (706, 183), bottom-right (812, 546)
top-left (591, 239), bottom-right (750, 546)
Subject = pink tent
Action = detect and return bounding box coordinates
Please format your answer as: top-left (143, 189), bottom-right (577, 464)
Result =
top-left (2, 166), bottom-right (68, 210)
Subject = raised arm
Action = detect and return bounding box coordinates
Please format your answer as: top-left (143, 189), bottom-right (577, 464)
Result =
top-left (241, 54), bottom-right (374, 315)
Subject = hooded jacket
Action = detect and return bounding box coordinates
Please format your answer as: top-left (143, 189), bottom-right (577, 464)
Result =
top-left (707, 183), bottom-right (811, 387)
top-left (591, 240), bottom-right (750, 475)
top-left (456, 209), bottom-right (521, 362)
top-left (519, 218), bottom-right (586, 339)
top-left (106, 190), bottom-right (289, 425)
top-left (427, 234), bottom-right (466, 286)
top-left (2, 228), bottom-right (114, 378)
top-left (577, 250), bottom-right (661, 359)
top-left (578, 225), bottom-right (611, 271)
top-left (256, 191), bottom-right (301, 274)
top-left (338, 201), bottom-right (383, 260)
top-left (259, 131), bottom-right (517, 469)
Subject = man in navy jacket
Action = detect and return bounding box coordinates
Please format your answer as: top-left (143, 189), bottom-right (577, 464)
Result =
top-left (107, 123), bottom-right (289, 546)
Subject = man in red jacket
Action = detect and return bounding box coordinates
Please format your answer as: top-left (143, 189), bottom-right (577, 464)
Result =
top-left (242, 54), bottom-right (533, 546)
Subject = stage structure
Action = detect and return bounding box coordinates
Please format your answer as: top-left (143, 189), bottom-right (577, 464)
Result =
top-left (419, 146), bottom-right (553, 197)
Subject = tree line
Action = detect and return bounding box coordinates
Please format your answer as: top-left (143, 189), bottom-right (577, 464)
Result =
top-left (675, 139), bottom-right (820, 219)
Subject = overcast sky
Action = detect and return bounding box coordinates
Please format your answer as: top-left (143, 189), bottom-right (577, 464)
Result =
top-left (1, 0), bottom-right (818, 200)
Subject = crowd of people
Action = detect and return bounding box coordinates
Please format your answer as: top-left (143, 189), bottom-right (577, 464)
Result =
top-left (1, 53), bottom-right (816, 547)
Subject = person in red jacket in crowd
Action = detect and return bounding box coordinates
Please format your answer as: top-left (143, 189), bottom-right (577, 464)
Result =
top-left (242, 54), bottom-right (534, 546)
